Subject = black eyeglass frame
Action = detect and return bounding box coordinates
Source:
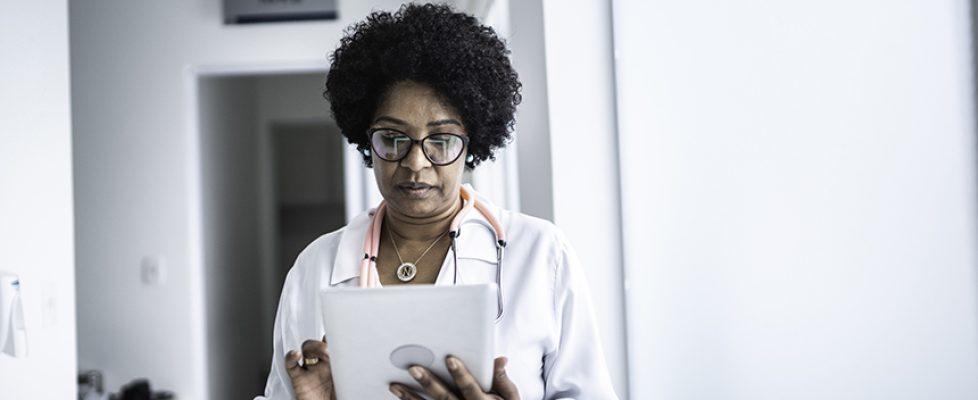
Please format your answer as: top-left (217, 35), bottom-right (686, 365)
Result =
top-left (367, 128), bottom-right (470, 166)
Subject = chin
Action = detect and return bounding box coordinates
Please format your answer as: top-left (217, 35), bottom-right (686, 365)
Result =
top-left (391, 192), bottom-right (451, 217)
top-left (393, 201), bottom-right (438, 218)
top-left (386, 191), bottom-right (428, 211)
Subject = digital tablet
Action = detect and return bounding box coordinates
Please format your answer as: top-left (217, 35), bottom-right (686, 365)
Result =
top-left (321, 284), bottom-right (496, 399)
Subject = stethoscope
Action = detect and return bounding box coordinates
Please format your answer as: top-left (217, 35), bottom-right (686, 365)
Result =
top-left (358, 185), bottom-right (507, 319)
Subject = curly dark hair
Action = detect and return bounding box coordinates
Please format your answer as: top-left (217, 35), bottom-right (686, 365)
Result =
top-left (324, 2), bottom-right (522, 169)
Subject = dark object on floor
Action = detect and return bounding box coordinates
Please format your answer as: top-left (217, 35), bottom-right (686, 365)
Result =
top-left (117, 380), bottom-right (151, 400)
top-left (112, 379), bottom-right (176, 400)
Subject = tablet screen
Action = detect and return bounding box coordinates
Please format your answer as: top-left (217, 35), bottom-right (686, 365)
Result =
top-left (321, 284), bottom-right (496, 399)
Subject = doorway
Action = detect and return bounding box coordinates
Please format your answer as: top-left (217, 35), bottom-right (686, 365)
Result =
top-left (195, 69), bottom-right (349, 399)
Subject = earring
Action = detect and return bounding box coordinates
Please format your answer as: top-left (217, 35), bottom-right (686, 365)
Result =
top-left (466, 154), bottom-right (475, 163)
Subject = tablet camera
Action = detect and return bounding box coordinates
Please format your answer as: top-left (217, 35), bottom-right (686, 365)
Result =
top-left (389, 344), bottom-right (435, 370)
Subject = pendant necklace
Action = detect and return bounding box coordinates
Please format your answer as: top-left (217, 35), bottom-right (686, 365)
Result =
top-left (387, 221), bottom-right (449, 282)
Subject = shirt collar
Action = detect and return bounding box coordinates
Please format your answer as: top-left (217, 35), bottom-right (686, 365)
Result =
top-left (329, 184), bottom-right (502, 285)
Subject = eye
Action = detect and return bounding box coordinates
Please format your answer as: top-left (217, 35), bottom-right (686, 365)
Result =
top-left (428, 136), bottom-right (449, 146)
top-left (430, 133), bottom-right (461, 140)
top-left (379, 129), bottom-right (402, 139)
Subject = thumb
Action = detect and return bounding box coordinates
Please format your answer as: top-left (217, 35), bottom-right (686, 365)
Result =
top-left (491, 357), bottom-right (520, 399)
top-left (284, 350), bottom-right (305, 379)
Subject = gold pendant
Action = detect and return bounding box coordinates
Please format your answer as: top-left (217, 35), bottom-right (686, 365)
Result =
top-left (396, 262), bottom-right (417, 282)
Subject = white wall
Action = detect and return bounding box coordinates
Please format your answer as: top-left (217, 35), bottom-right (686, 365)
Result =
top-left (509, 0), bottom-right (556, 221)
top-left (0, 0), bottom-right (77, 398)
top-left (509, 0), bottom-right (630, 395)
top-left (539, 0), bottom-right (629, 397)
top-left (70, 2), bottom-right (411, 398)
top-left (614, 0), bottom-right (978, 398)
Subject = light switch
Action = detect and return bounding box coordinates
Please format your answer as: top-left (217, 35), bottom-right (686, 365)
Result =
top-left (140, 256), bottom-right (167, 286)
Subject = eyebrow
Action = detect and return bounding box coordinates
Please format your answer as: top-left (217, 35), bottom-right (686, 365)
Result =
top-left (427, 119), bottom-right (464, 128)
top-left (372, 116), bottom-right (464, 128)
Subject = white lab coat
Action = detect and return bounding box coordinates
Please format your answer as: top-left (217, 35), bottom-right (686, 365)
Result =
top-left (257, 187), bottom-right (619, 399)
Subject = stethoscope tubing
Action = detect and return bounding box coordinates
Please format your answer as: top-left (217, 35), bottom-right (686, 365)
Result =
top-left (359, 186), bottom-right (507, 319)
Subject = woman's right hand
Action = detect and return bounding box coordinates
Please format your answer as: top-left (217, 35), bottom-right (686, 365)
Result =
top-left (285, 337), bottom-right (337, 400)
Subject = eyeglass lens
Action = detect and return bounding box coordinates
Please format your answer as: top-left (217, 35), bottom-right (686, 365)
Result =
top-left (370, 130), bottom-right (465, 165)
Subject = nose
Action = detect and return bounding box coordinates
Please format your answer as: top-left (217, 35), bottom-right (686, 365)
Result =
top-left (399, 139), bottom-right (431, 172)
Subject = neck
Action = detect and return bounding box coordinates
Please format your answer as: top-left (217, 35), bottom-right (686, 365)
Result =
top-left (385, 195), bottom-right (463, 242)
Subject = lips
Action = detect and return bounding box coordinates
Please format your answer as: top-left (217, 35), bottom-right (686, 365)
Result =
top-left (399, 182), bottom-right (432, 190)
top-left (397, 182), bottom-right (435, 198)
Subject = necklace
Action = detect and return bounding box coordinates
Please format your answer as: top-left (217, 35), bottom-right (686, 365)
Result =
top-left (386, 222), bottom-right (449, 282)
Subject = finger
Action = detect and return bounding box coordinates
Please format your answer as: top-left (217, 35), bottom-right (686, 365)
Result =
top-left (300, 338), bottom-right (333, 378)
top-left (284, 350), bottom-right (304, 379)
top-left (389, 383), bottom-right (426, 400)
top-left (490, 357), bottom-right (520, 399)
top-left (301, 338), bottom-right (329, 357)
top-left (445, 356), bottom-right (485, 399)
top-left (301, 339), bottom-right (329, 362)
top-left (409, 365), bottom-right (457, 400)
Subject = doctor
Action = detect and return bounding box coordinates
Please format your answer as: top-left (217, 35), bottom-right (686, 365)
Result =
top-left (258, 3), bottom-right (618, 399)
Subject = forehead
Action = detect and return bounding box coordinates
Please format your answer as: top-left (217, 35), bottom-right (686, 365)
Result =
top-left (373, 81), bottom-right (462, 125)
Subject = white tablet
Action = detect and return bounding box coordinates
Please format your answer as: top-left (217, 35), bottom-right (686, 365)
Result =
top-left (321, 284), bottom-right (496, 399)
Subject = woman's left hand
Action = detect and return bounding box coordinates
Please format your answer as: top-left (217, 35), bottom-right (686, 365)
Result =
top-left (389, 356), bottom-right (521, 400)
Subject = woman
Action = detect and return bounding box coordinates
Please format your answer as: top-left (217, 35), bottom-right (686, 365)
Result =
top-left (258, 4), bottom-right (617, 399)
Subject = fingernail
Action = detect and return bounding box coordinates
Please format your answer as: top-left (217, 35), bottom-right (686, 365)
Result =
top-left (447, 356), bottom-right (459, 370)
top-left (389, 386), bottom-right (403, 397)
top-left (409, 366), bottom-right (423, 379)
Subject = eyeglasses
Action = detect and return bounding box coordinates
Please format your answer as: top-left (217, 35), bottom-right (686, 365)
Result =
top-left (368, 128), bottom-right (469, 166)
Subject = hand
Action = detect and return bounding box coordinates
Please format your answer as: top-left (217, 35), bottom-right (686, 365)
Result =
top-left (285, 336), bottom-right (337, 400)
top-left (389, 356), bottom-right (521, 400)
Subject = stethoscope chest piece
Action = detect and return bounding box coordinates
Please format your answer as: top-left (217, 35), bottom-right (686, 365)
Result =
top-left (396, 262), bottom-right (417, 282)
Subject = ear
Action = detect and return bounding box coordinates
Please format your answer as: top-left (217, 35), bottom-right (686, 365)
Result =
top-left (361, 147), bottom-right (374, 168)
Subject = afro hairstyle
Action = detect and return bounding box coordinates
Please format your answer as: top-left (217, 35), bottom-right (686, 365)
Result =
top-left (324, 2), bottom-right (522, 169)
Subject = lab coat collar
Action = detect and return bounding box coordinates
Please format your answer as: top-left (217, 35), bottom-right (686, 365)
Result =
top-left (329, 184), bottom-right (501, 285)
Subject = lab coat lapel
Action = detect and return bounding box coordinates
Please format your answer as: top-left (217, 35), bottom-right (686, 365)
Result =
top-left (329, 185), bottom-right (502, 286)
top-left (435, 192), bottom-right (503, 285)
top-left (329, 208), bottom-right (373, 285)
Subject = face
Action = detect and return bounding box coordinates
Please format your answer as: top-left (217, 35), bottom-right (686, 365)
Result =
top-left (369, 80), bottom-right (468, 218)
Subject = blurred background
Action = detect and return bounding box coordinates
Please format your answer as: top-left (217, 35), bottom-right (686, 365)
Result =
top-left (3, 0), bottom-right (978, 399)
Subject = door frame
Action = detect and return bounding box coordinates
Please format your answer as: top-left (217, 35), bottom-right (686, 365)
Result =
top-left (183, 60), bottom-right (375, 398)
